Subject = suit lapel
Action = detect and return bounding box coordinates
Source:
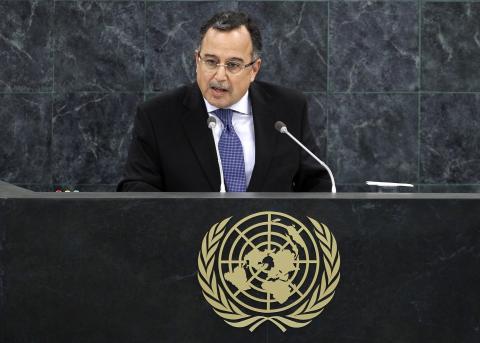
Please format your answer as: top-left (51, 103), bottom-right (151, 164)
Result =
top-left (247, 82), bottom-right (278, 191)
top-left (180, 83), bottom-right (220, 191)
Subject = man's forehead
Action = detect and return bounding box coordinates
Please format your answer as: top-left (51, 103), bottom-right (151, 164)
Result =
top-left (200, 26), bottom-right (253, 58)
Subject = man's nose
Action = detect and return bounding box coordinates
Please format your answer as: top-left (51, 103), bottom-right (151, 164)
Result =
top-left (214, 65), bottom-right (228, 81)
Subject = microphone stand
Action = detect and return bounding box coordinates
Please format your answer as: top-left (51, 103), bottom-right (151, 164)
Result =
top-left (207, 116), bottom-right (226, 193)
top-left (275, 121), bottom-right (336, 193)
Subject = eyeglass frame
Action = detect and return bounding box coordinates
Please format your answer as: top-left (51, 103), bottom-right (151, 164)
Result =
top-left (196, 51), bottom-right (258, 75)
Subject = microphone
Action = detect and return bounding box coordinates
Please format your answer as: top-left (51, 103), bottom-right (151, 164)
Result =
top-left (207, 116), bottom-right (216, 129)
top-left (206, 116), bottom-right (226, 193)
top-left (274, 121), bottom-right (336, 193)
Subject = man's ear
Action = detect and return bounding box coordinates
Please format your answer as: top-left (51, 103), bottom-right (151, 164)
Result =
top-left (194, 50), bottom-right (199, 65)
top-left (194, 50), bottom-right (200, 73)
top-left (250, 58), bottom-right (262, 82)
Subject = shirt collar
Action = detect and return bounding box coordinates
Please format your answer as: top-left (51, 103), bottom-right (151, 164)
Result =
top-left (204, 90), bottom-right (251, 115)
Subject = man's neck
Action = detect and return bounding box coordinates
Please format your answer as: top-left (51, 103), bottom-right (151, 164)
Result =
top-left (204, 91), bottom-right (250, 115)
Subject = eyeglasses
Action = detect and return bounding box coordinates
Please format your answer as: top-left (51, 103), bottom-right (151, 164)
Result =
top-left (197, 54), bottom-right (257, 75)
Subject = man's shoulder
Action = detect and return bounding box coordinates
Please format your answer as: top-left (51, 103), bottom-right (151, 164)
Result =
top-left (251, 80), bottom-right (306, 104)
top-left (140, 83), bottom-right (197, 113)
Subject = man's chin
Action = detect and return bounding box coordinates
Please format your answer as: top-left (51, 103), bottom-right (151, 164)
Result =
top-left (206, 94), bottom-right (232, 109)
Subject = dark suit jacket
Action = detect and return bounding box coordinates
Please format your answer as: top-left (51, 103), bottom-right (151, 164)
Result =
top-left (117, 81), bottom-right (331, 192)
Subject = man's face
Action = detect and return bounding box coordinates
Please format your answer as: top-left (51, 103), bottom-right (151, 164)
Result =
top-left (196, 26), bottom-right (261, 109)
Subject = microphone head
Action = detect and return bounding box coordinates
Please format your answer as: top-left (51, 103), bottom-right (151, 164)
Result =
top-left (207, 116), bottom-right (217, 129)
top-left (274, 121), bottom-right (287, 133)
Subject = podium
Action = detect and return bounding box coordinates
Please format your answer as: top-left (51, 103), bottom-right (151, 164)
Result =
top-left (1, 181), bottom-right (479, 343)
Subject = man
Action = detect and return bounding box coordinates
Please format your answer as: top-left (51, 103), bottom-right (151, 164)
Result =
top-left (118, 11), bottom-right (330, 192)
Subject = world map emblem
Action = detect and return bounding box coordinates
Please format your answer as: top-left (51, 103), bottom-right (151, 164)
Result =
top-left (197, 211), bottom-right (341, 332)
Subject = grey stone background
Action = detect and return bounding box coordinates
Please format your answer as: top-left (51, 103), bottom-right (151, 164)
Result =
top-left (0, 0), bottom-right (479, 192)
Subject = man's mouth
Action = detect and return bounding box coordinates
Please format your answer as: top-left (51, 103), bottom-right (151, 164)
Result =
top-left (210, 86), bottom-right (229, 95)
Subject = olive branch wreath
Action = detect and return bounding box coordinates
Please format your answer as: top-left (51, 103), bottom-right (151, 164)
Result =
top-left (197, 215), bottom-right (340, 332)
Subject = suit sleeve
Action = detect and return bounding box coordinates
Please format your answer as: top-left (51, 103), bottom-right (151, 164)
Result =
top-left (293, 99), bottom-right (332, 192)
top-left (117, 106), bottom-right (164, 192)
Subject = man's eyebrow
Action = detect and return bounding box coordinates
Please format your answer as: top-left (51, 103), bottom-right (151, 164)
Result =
top-left (226, 57), bottom-right (244, 63)
top-left (202, 54), bottom-right (245, 63)
top-left (203, 54), bottom-right (218, 59)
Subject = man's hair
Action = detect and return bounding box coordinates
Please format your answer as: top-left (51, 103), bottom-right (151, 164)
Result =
top-left (198, 11), bottom-right (262, 59)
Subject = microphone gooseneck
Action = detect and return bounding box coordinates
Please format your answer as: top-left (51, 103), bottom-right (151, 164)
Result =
top-left (206, 116), bottom-right (226, 193)
top-left (274, 121), bottom-right (337, 193)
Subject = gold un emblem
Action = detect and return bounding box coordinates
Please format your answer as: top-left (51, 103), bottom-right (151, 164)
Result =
top-left (197, 211), bottom-right (341, 332)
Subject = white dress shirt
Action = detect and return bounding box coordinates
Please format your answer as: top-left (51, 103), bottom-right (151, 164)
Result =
top-left (204, 91), bottom-right (255, 187)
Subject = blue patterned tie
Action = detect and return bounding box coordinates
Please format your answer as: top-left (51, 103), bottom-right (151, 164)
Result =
top-left (214, 108), bottom-right (247, 192)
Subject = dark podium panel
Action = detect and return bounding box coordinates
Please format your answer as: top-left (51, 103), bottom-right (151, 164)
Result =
top-left (1, 185), bottom-right (479, 343)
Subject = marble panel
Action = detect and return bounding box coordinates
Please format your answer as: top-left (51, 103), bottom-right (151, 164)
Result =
top-left (239, 1), bottom-right (327, 92)
top-left (46, 183), bottom-right (117, 192)
top-left (146, 1), bottom-right (236, 92)
top-left (420, 94), bottom-right (480, 184)
top-left (419, 184), bottom-right (480, 193)
top-left (13, 184), bottom-right (53, 192)
top-left (422, 3), bottom-right (480, 91)
top-left (422, 0), bottom-right (480, 2)
top-left (330, 1), bottom-right (418, 92)
top-left (328, 0), bottom-right (417, 2)
top-left (71, 184), bottom-right (117, 192)
top-left (52, 0), bottom-right (144, 1)
top-left (0, 94), bottom-right (52, 184)
top-left (305, 93), bottom-right (327, 159)
top-left (145, 92), bottom-right (160, 101)
top-left (14, 184), bottom-right (117, 192)
top-left (51, 93), bottom-right (142, 186)
top-left (338, 183), bottom-right (418, 193)
top-left (0, 1), bottom-right (53, 91)
top-left (328, 94), bottom-right (418, 184)
top-left (54, 1), bottom-right (145, 92)
top-left (0, 199), bottom-right (3, 309)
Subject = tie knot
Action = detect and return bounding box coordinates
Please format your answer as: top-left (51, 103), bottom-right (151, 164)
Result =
top-left (214, 108), bottom-right (233, 129)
